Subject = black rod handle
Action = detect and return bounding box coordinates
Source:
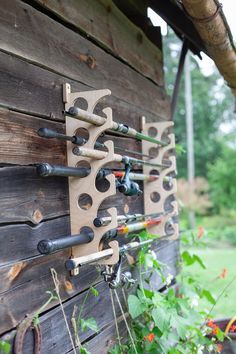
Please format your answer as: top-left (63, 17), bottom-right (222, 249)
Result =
top-left (38, 127), bottom-right (86, 145)
top-left (36, 163), bottom-right (90, 178)
top-left (38, 127), bottom-right (72, 141)
top-left (37, 233), bottom-right (94, 254)
top-left (38, 127), bottom-right (105, 150)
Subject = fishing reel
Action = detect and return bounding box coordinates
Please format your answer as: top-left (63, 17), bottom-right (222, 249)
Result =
top-left (101, 255), bottom-right (136, 289)
top-left (116, 161), bottom-right (142, 197)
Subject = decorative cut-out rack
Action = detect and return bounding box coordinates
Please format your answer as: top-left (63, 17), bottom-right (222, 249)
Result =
top-left (61, 83), bottom-right (178, 275)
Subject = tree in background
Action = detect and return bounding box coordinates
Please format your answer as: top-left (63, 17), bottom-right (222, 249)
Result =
top-left (208, 141), bottom-right (236, 212)
top-left (163, 29), bottom-right (234, 179)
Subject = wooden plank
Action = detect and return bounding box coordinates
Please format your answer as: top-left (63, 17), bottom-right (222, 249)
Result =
top-left (0, 107), bottom-right (148, 166)
top-left (85, 318), bottom-right (127, 354)
top-left (0, 239), bottom-right (179, 333)
top-left (33, 0), bottom-right (164, 85)
top-left (0, 251), bottom-right (99, 334)
top-left (0, 167), bottom-right (68, 224)
top-left (0, 166), bottom-right (143, 223)
top-left (0, 0), bottom-right (170, 118)
top-left (0, 50), bottom-right (168, 123)
top-left (0, 216), bottom-right (70, 266)
top-left (0, 108), bottom-right (66, 165)
top-left (0, 285), bottom-right (126, 354)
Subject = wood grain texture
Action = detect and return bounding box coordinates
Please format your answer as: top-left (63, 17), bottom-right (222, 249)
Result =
top-left (0, 216), bottom-right (70, 266)
top-left (0, 167), bottom-right (68, 224)
top-left (0, 108), bottom-right (147, 166)
top-left (0, 166), bottom-right (143, 224)
top-left (0, 108), bottom-right (66, 165)
top-left (0, 50), bottom-right (169, 123)
top-left (0, 239), bottom-right (179, 334)
top-left (0, 286), bottom-right (126, 354)
top-left (33, 0), bottom-right (164, 85)
top-left (0, 0), bottom-right (170, 118)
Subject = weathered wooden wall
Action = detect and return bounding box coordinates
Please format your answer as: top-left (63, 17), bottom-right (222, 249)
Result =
top-left (0, 0), bottom-right (179, 353)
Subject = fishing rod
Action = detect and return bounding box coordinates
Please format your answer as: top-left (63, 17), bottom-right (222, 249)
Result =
top-left (36, 163), bottom-right (170, 182)
top-left (102, 216), bottom-right (163, 241)
top-left (93, 212), bottom-right (162, 227)
top-left (65, 239), bottom-right (156, 270)
top-left (73, 146), bottom-right (168, 168)
top-left (37, 215), bottom-right (170, 255)
top-left (36, 163), bottom-right (172, 197)
top-left (38, 127), bottom-right (153, 160)
top-left (66, 106), bottom-right (168, 147)
top-left (36, 162), bottom-right (142, 196)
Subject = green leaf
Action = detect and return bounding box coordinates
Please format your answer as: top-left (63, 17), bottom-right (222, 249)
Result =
top-left (91, 287), bottom-right (99, 297)
top-left (139, 229), bottom-right (157, 240)
top-left (181, 251), bottom-right (206, 269)
top-left (80, 317), bottom-right (98, 332)
top-left (216, 328), bottom-right (225, 342)
top-left (128, 294), bottom-right (146, 319)
top-left (108, 344), bottom-right (122, 354)
top-left (170, 314), bottom-right (187, 340)
top-left (181, 250), bottom-right (193, 265)
top-left (152, 308), bottom-right (169, 332)
top-left (144, 253), bottom-right (154, 268)
top-left (192, 254), bottom-right (206, 269)
top-left (80, 347), bottom-right (91, 354)
top-left (201, 289), bottom-right (216, 305)
top-left (0, 341), bottom-right (11, 354)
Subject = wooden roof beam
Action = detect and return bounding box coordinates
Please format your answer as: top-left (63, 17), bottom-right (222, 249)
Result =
top-left (181, 0), bottom-right (236, 97)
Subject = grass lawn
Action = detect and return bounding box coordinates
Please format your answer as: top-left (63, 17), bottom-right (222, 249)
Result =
top-left (183, 247), bottom-right (236, 319)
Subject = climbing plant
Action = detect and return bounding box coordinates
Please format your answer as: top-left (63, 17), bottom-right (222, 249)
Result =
top-left (109, 229), bottom-right (226, 354)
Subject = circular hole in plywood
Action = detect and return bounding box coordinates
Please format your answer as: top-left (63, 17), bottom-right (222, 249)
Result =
top-left (95, 175), bottom-right (110, 192)
top-left (78, 193), bottom-right (93, 210)
top-left (74, 127), bottom-right (89, 142)
top-left (149, 169), bottom-right (160, 177)
top-left (149, 147), bottom-right (159, 159)
top-left (148, 127), bottom-right (158, 138)
top-left (149, 169), bottom-right (160, 181)
top-left (74, 97), bottom-right (88, 111)
top-left (150, 191), bottom-right (160, 203)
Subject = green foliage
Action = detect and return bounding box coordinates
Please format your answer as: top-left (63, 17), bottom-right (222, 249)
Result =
top-left (0, 341), bottom-right (11, 354)
top-left (80, 347), bottom-right (91, 354)
top-left (79, 317), bottom-right (98, 333)
top-left (128, 295), bottom-right (146, 319)
top-left (163, 29), bottom-right (234, 179)
top-left (91, 286), bottom-right (99, 297)
top-left (111, 229), bottom-right (227, 354)
top-left (208, 145), bottom-right (236, 211)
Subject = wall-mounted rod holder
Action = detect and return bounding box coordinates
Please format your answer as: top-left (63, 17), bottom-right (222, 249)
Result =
top-left (141, 118), bottom-right (179, 240)
top-left (63, 84), bottom-right (120, 274)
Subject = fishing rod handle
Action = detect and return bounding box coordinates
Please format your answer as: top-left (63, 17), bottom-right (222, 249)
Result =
top-left (38, 127), bottom-right (105, 150)
top-left (36, 163), bottom-right (90, 178)
top-left (38, 127), bottom-right (69, 140)
top-left (68, 106), bottom-right (105, 126)
top-left (65, 238), bottom-right (157, 270)
top-left (37, 233), bottom-right (94, 254)
top-left (65, 248), bottom-right (114, 270)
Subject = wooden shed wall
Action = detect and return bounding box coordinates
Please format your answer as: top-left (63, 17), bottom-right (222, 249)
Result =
top-left (0, 1), bottom-right (179, 352)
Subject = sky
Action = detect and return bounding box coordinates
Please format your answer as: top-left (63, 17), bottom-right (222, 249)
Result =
top-left (148, 1), bottom-right (236, 75)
